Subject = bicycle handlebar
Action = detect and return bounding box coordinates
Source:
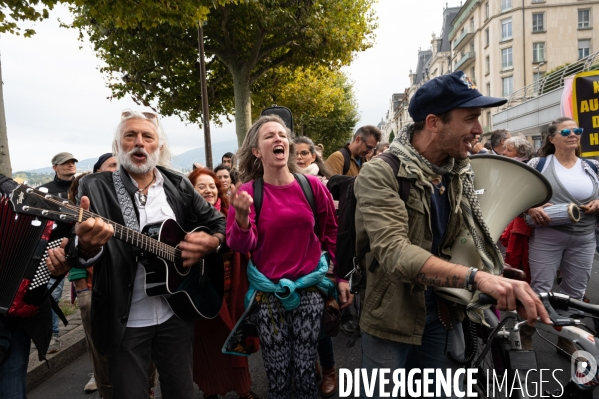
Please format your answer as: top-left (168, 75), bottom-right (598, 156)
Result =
top-left (479, 292), bottom-right (599, 325)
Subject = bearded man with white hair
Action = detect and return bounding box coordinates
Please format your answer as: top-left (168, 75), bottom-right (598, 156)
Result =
top-left (68, 110), bottom-right (226, 398)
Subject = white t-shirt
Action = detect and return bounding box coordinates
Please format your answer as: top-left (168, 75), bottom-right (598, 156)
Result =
top-left (554, 157), bottom-right (594, 201)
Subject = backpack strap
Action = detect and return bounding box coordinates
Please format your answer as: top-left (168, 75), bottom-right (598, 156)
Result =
top-left (252, 174), bottom-right (320, 235)
top-left (582, 158), bottom-right (598, 174)
top-left (293, 173), bottom-right (320, 235)
top-left (355, 152), bottom-right (411, 270)
top-left (252, 178), bottom-right (264, 226)
top-left (377, 152), bottom-right (410, 203)
top-left (341, 146), bottom-right (351, 176)
top-left (536, 156), bottom-right (598, 175)
top-left (535, 157), bottom-right (546, 173)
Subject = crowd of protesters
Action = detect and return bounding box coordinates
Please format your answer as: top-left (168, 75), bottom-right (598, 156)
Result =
top-left (2, 70), bottom-right (596, 399)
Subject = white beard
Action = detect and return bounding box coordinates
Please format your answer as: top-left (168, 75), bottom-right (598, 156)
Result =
top-left (118, 147), bottom-right (159, 175)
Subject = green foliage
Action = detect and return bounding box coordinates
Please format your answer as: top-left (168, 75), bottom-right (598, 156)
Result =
top-left (69, 0), bottom-right (377, 144)
top-left (0, 0), bottom-right (59, 37)
top-left (13, 171), bottom-right (53, 185)
top-left (251, 66), bottom-right (358, 157)
top-left (68, 0), bottom-right (234, 30)
top-left (389, 130), bottom-right (395, 143)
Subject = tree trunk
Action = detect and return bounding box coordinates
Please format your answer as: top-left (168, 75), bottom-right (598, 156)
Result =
top-left (231, 68), bottom-right (252, 147)
top-left (0, 56), bottom-right (12, 177)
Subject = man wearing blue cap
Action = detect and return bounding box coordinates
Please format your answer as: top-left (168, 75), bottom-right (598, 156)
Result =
top-left (352, 71), bottom-right (550, 398)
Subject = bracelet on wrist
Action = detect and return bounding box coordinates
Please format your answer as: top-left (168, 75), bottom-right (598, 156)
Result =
top-left (465, 267), bottom-right (478, 293)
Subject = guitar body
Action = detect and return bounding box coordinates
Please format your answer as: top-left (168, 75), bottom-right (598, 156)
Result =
top-left (140, 219), bottom-right (224, 321)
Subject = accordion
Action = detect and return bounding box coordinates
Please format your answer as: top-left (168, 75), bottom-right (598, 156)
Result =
top-left (0, 196), bottom-right (61, 318)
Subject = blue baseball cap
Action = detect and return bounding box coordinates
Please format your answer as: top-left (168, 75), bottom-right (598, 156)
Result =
top-left (408, 71), bottom-right (507, 122)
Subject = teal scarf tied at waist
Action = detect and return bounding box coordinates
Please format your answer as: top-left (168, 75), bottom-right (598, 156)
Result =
top-left (245, 252), bottom-right (336, 310)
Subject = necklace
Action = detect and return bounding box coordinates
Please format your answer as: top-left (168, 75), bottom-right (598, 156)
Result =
top-left (432, 176), bottom-right (445, 195)
top-left (137, 175), bottom-right (156, 206)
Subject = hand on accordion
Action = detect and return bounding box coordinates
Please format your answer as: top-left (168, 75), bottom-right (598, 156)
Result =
top-left (46, 238), bottom-right (71, 276)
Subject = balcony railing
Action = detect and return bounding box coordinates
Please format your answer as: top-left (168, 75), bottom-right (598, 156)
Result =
top-left (455, 51), bottom-right (476, 71)
top-left (453, 28), bottom-right (474, 52)
top-left (449, 0), bottom-right (480, 40)
top-left (501, 50), bottom-right (599, 109)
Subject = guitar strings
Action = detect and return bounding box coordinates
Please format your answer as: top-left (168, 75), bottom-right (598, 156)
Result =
top-left (26, 192), bottom-right (193, 262)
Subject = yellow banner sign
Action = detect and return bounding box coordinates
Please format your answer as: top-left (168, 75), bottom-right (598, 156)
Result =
top-left (572, 71), bottom-right (599, 157)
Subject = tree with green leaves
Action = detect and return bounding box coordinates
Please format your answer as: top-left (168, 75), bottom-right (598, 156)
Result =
top-left (0, 0), bottom-right (59, 37)
top-left (69, 0), bottom-right (376, 145)
top-left (251, 65), bottom-right (358, 157)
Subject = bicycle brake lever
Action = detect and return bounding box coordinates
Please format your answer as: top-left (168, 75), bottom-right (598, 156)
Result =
top-left (539, 293), bottom-right (576, 326)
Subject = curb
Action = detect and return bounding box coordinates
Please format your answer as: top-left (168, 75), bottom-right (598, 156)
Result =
top-left (26, 309), bottom-right (87, 392)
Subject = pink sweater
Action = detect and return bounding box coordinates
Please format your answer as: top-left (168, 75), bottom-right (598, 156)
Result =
top-left (227, 175), bottom-right (337, 282)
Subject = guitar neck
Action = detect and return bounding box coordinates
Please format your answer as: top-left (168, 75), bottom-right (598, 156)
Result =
top-left (81, 210), bottom-right (177, 262)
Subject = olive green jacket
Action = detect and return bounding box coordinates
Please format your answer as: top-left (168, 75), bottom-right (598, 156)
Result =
top-left (354, 156), bottom-right (467, 344)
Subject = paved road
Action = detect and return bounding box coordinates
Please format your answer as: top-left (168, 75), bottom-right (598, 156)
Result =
top-left (30, 255), bottom-right (599, 398)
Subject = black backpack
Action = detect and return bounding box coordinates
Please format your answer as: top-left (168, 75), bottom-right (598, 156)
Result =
top-left (327, 152), bottom-right (411, 279)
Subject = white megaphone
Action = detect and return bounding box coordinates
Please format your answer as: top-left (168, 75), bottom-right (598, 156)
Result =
top-left (434, 154), bottom-right (552, 305)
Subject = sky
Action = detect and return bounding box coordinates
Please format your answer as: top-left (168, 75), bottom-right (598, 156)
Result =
top-left (1, 0), bottom-right (456, 172)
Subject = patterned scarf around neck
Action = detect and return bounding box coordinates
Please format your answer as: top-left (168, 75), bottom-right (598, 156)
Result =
top-left (390, 124), bottom-right (505, 324)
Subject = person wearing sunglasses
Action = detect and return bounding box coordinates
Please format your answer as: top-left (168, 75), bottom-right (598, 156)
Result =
top-left (324, 126), bottom-right (382, 176)
top-left (524, 117), bottom-right (599, 355)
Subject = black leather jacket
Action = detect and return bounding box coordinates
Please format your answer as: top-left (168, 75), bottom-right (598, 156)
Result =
top-left (39, 174), bottom-right (72, 198)
top-left (69, 166), bottom-right (226, 356)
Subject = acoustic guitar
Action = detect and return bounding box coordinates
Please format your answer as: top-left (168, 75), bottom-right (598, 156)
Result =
top-left (10, 184), bottom-right (224, 321)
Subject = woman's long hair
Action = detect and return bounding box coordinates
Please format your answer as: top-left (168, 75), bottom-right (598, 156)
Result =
top-left (294, 136), bottom-right (334, 179)
top-left (539, 117), bottom-right (580, 157)
top-left (188, 168), bottom-right (229, 217)
top-left (237, 115), bottom-right (298, 183)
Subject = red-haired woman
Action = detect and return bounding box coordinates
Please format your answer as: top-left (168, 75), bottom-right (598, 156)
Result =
top-left (188, 168), bottom-right (257, 399)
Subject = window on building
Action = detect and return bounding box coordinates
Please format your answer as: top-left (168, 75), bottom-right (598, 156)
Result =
top-left (501, 18), bottom-right (512, 40)
top-left (471, 66), bottom-right (476, 82)
top-left (533, 72), bottom-right (542, 94)
top-left (533, 43), bottom-right (545, 63)
top-left (486, 82), bottom-right (491, 96)
top-left (485, 2), bottom-right (489, 19)
top-left (501, 0), bottom-right (512, 12)
top-left (487, 111), bottom-right (492, 127)
top-left (502, 76), bottom-right (514, 97)
top-left (502, 47), bottom-right (513, 69)
top-left (579, 9), bottom-right (591, 28)
top-left (579, 39), bottom-right (591, 59)
top-left (532, 13), bottom-right (544, 32)
top-left (485, 28), bottom-right (490, 46)
top-left (470, 17), bottom-right (475, 32)
top-left (486, 55), bottom-right (490, 74)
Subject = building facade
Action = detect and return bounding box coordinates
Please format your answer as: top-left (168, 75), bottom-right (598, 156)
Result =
top-left (449, 0), bottom-right (599, 133)
top-left (382, 1), bottom-right (598, 144)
